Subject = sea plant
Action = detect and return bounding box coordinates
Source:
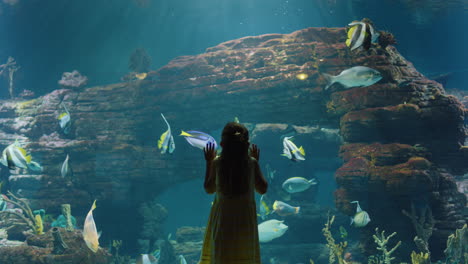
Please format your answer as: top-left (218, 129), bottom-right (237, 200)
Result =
top-left (410, 251), bottom-right (430, 264)
top-left (372, 228), bottom-right (401, 264)
top-left (402, 202), bottom-right (434, 257)
top-left (444, 224), bottom-right (467, 264)
top-left (322, 214), bottom-right (347, 264)
top-left (0, 191), bottom-right (44, 235)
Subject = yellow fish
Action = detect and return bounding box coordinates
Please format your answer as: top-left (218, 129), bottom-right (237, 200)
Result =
top-left (83, 200), bottom-right (100, 252)
top-left (135, 72), bottom-right (148, 80)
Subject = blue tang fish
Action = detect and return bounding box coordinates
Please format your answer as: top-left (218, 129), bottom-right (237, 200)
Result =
top-left (180, 130), bottom-right (217, 150)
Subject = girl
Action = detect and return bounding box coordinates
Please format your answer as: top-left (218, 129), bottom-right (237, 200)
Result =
top-left (200, 122), bottom-right (268, 264)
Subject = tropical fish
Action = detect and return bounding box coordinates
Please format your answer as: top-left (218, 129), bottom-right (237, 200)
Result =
top-left (339, 225), bottom-right (348, 239)
top-left (323, 66), bottom-right (382, 90)
top-left (346, 20), bottom-right (379, 51)
top-left (158, 113), bottom-right (175, 154)
top-left (28, 161), bottom-right (43, 172)
top-left (281, 136), bottom-right (305, 161)
top-left (180, 130), bottom-right (217, 150)
top-left (58, 103), bottom-right (71, 134)
top-left (137, 254), bottom-right (158, 264)
top-left (272, 200), bottom-right (300, 217)
top-left (258, 219), bottom-right (288, 243)
top-left (257, 195), bottom-right (272, 220)
top-left (282, 177), bottom-right (317, 193)
top-left (0, 141), bottom-right (31, 170)
top-left (135, 72), bottom-right (148, 80)
top-left (234, 116), bottom-right (240, 123)
top-left (83, 200), bottom-right (100, 253)
top-left (350, 201), bottom-right (371, 228)
top-left (61, 154), bottom-right (70, 178)
top-left (179, 255), bottom-right (187, 264)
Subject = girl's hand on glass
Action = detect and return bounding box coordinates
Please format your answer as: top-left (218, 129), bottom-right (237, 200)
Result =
top-left (204, 142), bottom-right (216, 162)
top-left (250, 144), bottom-right (260, 161)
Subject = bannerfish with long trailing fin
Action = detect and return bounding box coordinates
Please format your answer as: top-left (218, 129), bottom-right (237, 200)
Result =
top-left (272, 200), bottom-right (300, 216)
top-left (83, 200), bottom-right (100, 253)
top-left (346, 20), bottom-right (379, 51)
top-left (258, 219), bottom-right (288, 243)
top-left (61, 154), bottom-right (70, 178)
top-left (282, 177), bottom-right (317, 193)
top-left (180, 130), bottom-right (217, 150)
top-left (281, 136), bottom-right (305, 161)
top-left (323, 66), bottom-right (382, 90)
top-left (0, 140), bottom-right (32, 170)
top-left (58, 103), bottom-right (71, 134)
top-left (158, 113), bottom-right (175, 154)
top-left (350, 200), bottom-right (371, 227)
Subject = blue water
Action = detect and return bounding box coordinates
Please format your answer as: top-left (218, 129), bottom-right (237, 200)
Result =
top-left (0, 1), bottom-right (467, 263)
top-left (0, 0), bottom-right (466, 96)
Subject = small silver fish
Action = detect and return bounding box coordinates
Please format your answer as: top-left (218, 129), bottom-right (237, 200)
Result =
top-left (350, 200), bottom-right (371, 227)
top-left (282, 177), bottom-right (317, 193)
top-left (323, 66), bottom-right (382, 90)
top-left (61, 154), bottom-right (69, 178)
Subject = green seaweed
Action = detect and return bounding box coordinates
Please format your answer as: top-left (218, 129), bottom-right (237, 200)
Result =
top-left (444, 224), bottom-right (468, 264)
top-left (372, 228), bottom-right (401, 264)
top-left (322, 214), bottom-right (347, 264)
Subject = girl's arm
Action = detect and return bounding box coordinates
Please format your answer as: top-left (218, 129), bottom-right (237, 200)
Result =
top-left (250, 144), bottom-right (268, 194)
top-left (204, 143), bottom-right (216, 194)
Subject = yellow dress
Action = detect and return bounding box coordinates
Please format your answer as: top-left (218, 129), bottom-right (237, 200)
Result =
top-left (200, 157), bottom-right (261, 264)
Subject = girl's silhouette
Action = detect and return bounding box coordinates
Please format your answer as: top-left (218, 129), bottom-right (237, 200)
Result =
top-left (200, 122), bottom-right (268, 264)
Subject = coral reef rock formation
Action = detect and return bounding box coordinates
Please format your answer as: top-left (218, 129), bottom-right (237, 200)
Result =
top-left (0, 228), bottom-right (110, 264)
top-left (0, 27), bottom-right (465, 259)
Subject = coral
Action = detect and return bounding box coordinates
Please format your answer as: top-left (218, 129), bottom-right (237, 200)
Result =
top-left (444, 224), bottom-right (468, 264)
top-left (0, 56), bottom-right (20, 98)
top-left (402, 203), bottom-right (434, 255)
top-left (377, 31), bottom-right (397, 49)
top-left (138, 198), bottom-right (168, 252)
top-left (51, 227), bottom-right (69, 254)
top-left (372, 228), bottom-right (401, 264)
top-left (129, 48), bottom-right (151, 73)
top-left (410, 251), bottom-right (430, 264)
top-left (18, 89), bottom-right (35, 99)
top-left (61, 204), bottom-right (74, 231)
top-left (110, 240), bottom-right (132, 264)
top-left (58, 70), bottom-right (88, 88)
top-left (51, 215), bottom-right (77, 229)
top-left (0, 191), bottom-right (43, 235)
top-left (322, 214), bottom-right (347, 264)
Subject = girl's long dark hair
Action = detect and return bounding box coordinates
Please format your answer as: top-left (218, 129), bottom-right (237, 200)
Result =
top-left (219, 122), bottom-right (250, 196)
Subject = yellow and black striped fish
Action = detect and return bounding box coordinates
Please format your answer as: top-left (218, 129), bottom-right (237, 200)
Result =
top-left (346, 21), bottom-right (378, 51)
